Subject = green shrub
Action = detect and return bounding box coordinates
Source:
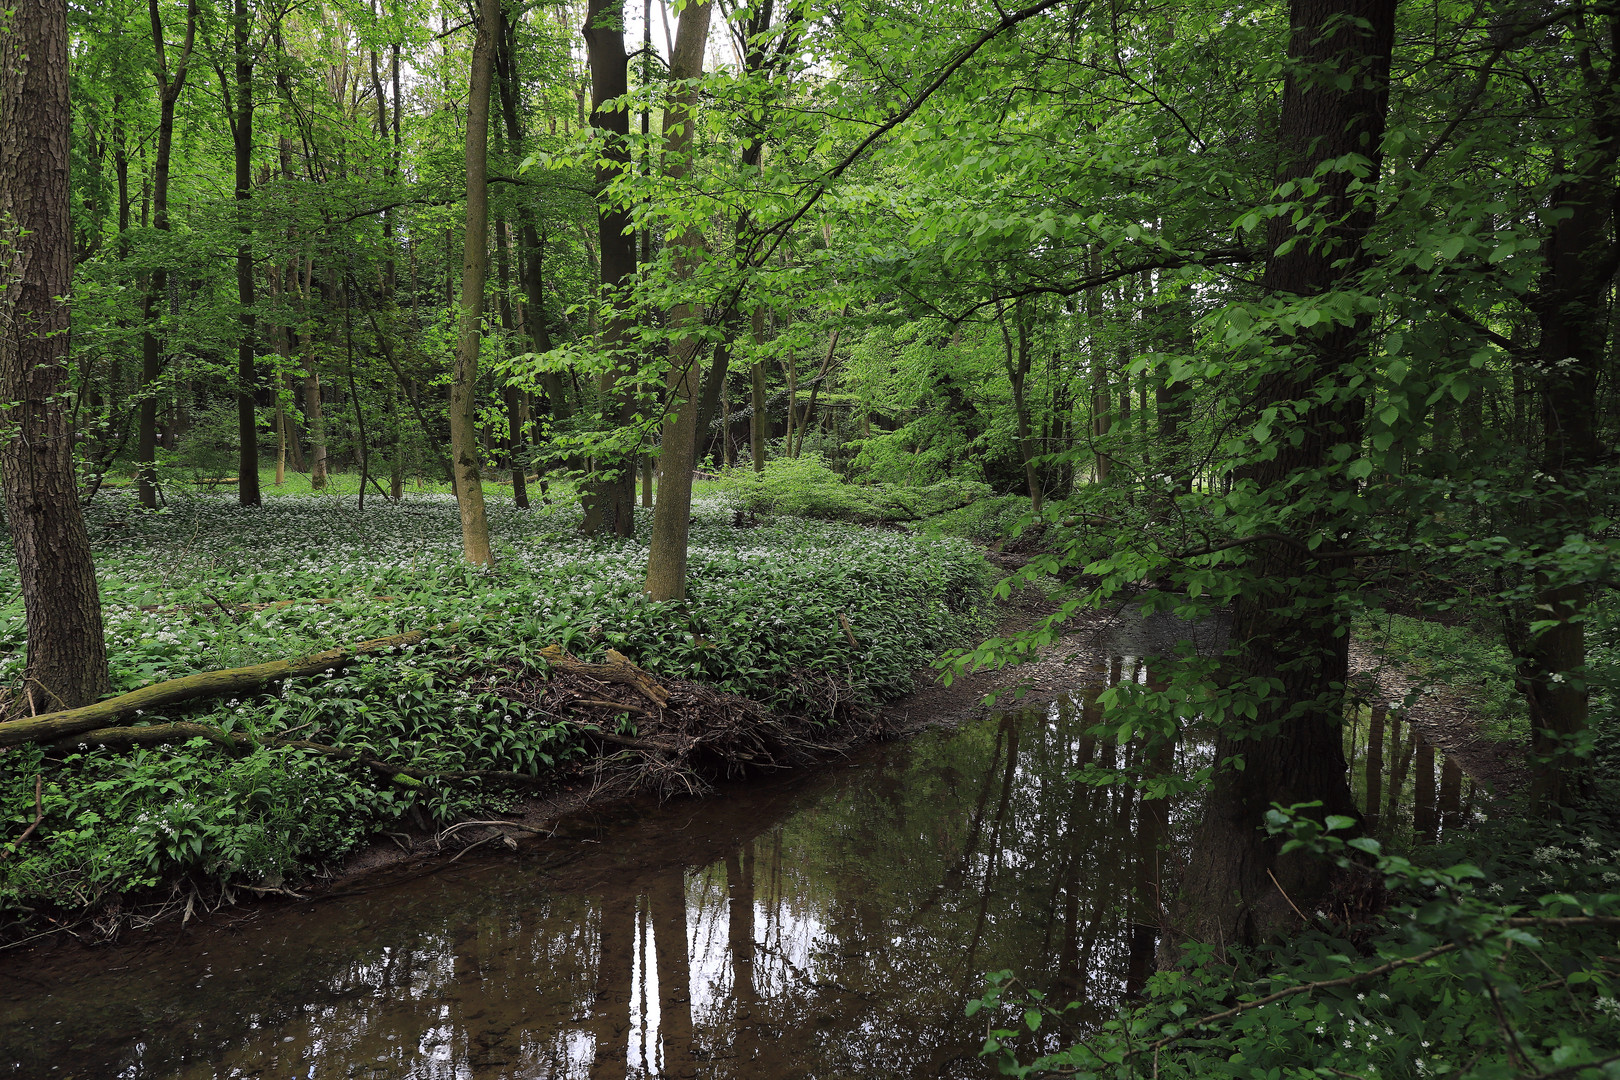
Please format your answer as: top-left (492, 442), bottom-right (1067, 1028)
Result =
top-left (923, 494), bottom-right (1034, 543)
top-left (714, 454), bottom-right (990, 523)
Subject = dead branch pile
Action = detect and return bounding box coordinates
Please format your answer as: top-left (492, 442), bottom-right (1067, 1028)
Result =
top-left (492, 645), bottom-right (892, 799)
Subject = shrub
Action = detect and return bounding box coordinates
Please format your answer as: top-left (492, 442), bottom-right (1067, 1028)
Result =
top-left (714, 454), bottom-right (990, 523)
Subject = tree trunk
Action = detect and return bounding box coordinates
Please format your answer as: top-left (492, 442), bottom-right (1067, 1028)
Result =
top-left (493, 12), bottom-right (571, 426)
top-left (580, 0), bottom-right (638, 538)
top-left (644, 0), bottom-right (715, 602)
top-left (494, 215), bottom-right (530, 508)
top-left (750, 308), bottom-right (767, 471)
top-left (448, 0), bottom-right (500, 564)
top-left (0, 0), bottom-right (112, 712)
top-left (1514, 22), bottom-right (1619, 805)
top-left (136, 0), bottom-right (195, 511)
top-left (1169, 0), bottom-right (1396, 959)
top-left (1154, 273), bottom-right (1194, 494)
top-left (999, 299), bottom-right (1043, 514)
top-left (231, 0), bottom-right (260, 506)
top-left (305, 363), bottom-right (327, 489)
top-left (1087, 248), bottom-right (1111, 484)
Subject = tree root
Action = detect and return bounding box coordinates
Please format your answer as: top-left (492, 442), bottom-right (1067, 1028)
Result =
top-left (0, 631), bottom-right (425, 747)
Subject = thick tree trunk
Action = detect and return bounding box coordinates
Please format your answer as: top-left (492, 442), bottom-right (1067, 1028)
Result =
top-left (0, 0), bottom-right (112, 712)
top-left (1169, 0), bottom-right (1396, 959)
top-left (580, 0), bottom-right (638, 538)
top-left (644, 0), bottom-right (716, 602)
top-left (1515, 32), bottom-right (1618, 804)
top-left (449, 0), bottom-right (500, 564)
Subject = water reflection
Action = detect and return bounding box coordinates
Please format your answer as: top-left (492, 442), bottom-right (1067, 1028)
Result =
top-left (0, 658), bottom-right (1193, 1080)
top-left (1345, 705), bottom-right (1476, 848)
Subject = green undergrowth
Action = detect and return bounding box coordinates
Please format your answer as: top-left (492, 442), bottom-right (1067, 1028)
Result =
top-left (921, 493), bottom-right (1035, 543)
top-left (975, 797), bottom-right (1620, 1080)
top-left (0, 490), bottom-right (994, 925)
top-left (713, 454), bottom-right (990, 524)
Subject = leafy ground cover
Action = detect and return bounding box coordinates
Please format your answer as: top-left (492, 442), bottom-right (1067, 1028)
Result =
top-left (0, 486), bottom-right (993, 926)
top-left (713, 455), bottom-right (991, 524)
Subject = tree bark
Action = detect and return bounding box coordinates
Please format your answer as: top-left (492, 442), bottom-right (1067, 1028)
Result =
top-left (1169, 0), bottom-right (1396, 959)
top-left (644, 0), bottom-right (716, 602)
top-left (449, 0), bottom-right (500, 565)
top-left (0, 0), bottom-right (112, 712)
top-left (580, 0), bottom-right (638, 537)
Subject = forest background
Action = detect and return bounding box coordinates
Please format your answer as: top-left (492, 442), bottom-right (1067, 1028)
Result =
top-left (3, 0), bottom-right (1620, 1077)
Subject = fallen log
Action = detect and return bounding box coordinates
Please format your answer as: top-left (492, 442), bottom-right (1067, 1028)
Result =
top-left (0, 630), bottom-right (425, 749)
top-left (538, 645), bottom-right (670, 708)
top-left (49, 721), bottom-right (547, 788)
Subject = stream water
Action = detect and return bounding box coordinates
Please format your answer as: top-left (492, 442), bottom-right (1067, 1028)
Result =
top-left (0, 631), bottom-right (1476, 1080)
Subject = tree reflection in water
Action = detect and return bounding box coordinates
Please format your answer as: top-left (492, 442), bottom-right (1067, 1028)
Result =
top-left (1, 654), bottom-right (1205, 1079)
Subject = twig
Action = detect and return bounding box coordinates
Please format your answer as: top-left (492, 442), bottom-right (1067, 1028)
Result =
top-left (1515, 1053), bottom-right (1620, 1080)
top-left (1267, 868), bottom-right (1311, 926)
top-left (1, 776), bottom-right (43, 859)
top-left (1147, 943), bottom-right (1460, 1051)
top-left (434, 818), bottom-right (551, 846)
top-left (572, 698), bottom-right (653, 715)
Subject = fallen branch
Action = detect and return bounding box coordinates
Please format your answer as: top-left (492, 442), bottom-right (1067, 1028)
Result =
top-left (573, 698), bottom-right (654, 716)
top-left (0, 630), bottom-right (425, 749)
top-left (538, 645), bottom-right (671, 708)
top-left (564, 720), bottom-right (683, 755)
top-left (1, 776), bottom-right (43, 859)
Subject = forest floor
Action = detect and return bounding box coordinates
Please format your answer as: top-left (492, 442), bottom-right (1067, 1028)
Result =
top-left (0, 487), bottom-right (1518, 949)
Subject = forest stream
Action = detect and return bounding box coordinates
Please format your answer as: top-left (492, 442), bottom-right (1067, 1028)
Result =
top-left (0, 626), bottom-right (1475, 1080)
